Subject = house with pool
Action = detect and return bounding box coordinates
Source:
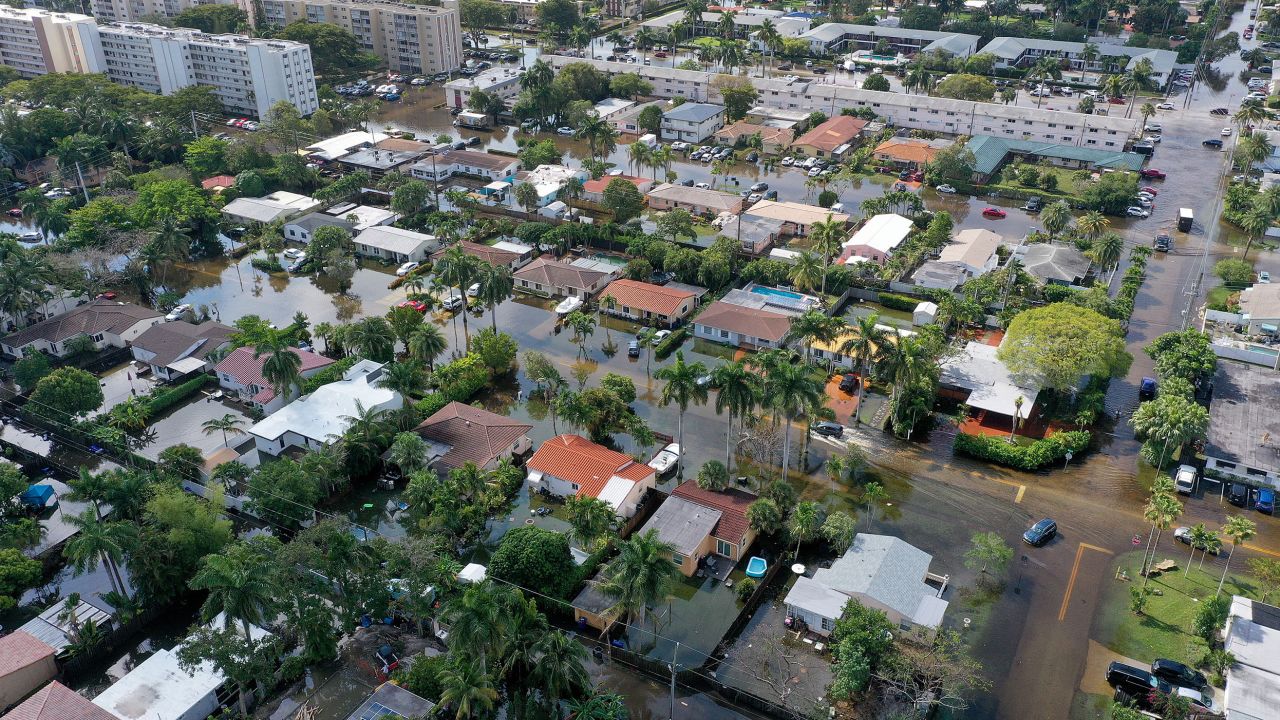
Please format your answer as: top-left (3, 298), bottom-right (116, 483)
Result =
top-left (638, 482), bottom-right (759, 577)
top-left (693, 284), bottom-right (819, 350)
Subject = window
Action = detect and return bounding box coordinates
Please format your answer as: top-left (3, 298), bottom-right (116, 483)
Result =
top-left (900, 621), bottom-right (913, 632)
top-left (671, 552), bottom-right (686, 566)
top-left (570, 482), bottom-right (579, 490)
top-left (720, 329), bottom-right (729, 338)
top-left (717, 539), bottom-right (732, 556)
top-left (821, 617), bottom-right (834, 632)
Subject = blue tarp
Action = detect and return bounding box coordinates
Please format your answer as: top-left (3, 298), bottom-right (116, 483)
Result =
top-left (19, 483), bottom-right (54, 509)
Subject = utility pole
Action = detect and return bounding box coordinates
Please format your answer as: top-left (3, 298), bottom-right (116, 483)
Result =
top-left (669, 641), bottom-right (680, 720)
top-left (74, 161), bottom-right (89, 203)
top-left (190, 110), bottom-right (199, 137)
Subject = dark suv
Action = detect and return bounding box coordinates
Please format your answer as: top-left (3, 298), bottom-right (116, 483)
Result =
top-left (1151, 658), bottom-right (1207, 691)
top-left (1106, 662), bottom-right (1171, 702)
top-left (1229, 483), bottom-right (1251, 507)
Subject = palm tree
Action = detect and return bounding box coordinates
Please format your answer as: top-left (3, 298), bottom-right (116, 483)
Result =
top-left (565, 310), bottom-right (595, 357)
top-left (649, 144), bottom-right (672, 182)
top-left (1234, 100), bottom-right (1275, 130)
top-left (189, 543), bottom-right (276, 639)
top-left (788, 252), bottom-right (824, 294)
top-left (1184, 522), bottom-right (1213, 578)
top-left (809, 214), bottom-right (845, 295)
top-left (566, 694), bottom-right (628, 720)
top-left (756, 19), bottom-right (782, 75)
top-left (1081, 42), bottom-right (1100, 72)
top-left (711, 360), bottom-right (760, 472)
top-left (1240, 130), bottom-right (1275, 169)
top-left (338, 401), bottom-right (391, 468)
top-left (719, 40), bottom-right (747, 75)
top-left (1040, 200), bottom-right (1072, 241)
top-left (655, 351), bottom-right (709, 478)
top-left (476, 264), bottom-right (513, 331)
top-left (436, 247), bottom-right (480, 350)
top-left (637, 327), bottom-right (658, 378)
top-left (439, 657), bottom-right (499, 720)
top-left (379, 360), bottom-right (429, 399)
top-left (785, 310), bottom-right (841, 365)
top-left (628, 140), bottom-right (652, 176)
top-left (1028, 57), bottom-right (1063, 107)
top-left (599, 529), bottom-right (678, 625)
top-left (1100, 73), bottom-right (1124, 103)
top-left (64, 509), bottom-right (135, 597)
top-left (880, 333), bottom-right (936, 437)
top-left (407, 324), bottom-right (447, 370)
top-left (254, 331), bottom-right (303, 401)
top-left (789, 501), bottom-right (821, 559)
top-left (347, 316), bottom-right (395, 362)
top-left (1139, 493), bottom-right (1182, 591)
top-left (765, 360), bottom-right (822, 474)
top-left (1217, 516), bottom-right (1258, 597)
top-left (1076, 210), bottom-right (1110, 239)
top-left (530, 631), bottom-right (591, 707)
top-left (634, 27), bottom-right (658, 63)
top-left (444, 582), bottom-right (505, 670)
top-left (202, 413), bottom-right (246, 447)
top-left (1089, 232), bottom-right (1124, 271)
top-left (839, 314), bottom-right (887, 424)
top-left (575, 115), bottom-right (618, 165)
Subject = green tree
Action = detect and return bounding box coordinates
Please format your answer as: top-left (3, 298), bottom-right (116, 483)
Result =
top-left (998, 303), bottom-right (1131, 390)
top-left (821, 511), bottom-right (856, 550)
top-left (391, 180), bottom-right (431, 216)
top-left (1215, 258), bottom-right (1255, 286)
top-left (1194, 594), bottom-right (1231, 642)
top-left (1145, 330), bottom-right (1216, 383)
top-left (655, 351), bottom-right (709, 478)
top-left (696, 460), bottom-right (730, 491)
top-left (254, 330), bottom-right (303, 400)
top-left (637, 104), bottom-right (664, 135)
top-left (26, 367), bottom-right (104, 425)
top-left (599, 529), bottom-right (678, 625)
top-left (934, 73), bottom-right (996, 101)
top-left (788, 501), bottom-right (822, 558)
top-left (12, 351), bottom-right (51, 393)
top-left (1040, 200), bottom-right (1072, 240)
top-left (202, 413), bottom-right (246, 447)
top-left (274, 21), bottom-right (379, 75)
top-left (177, 626), bottom-right (281, 717)
top-left (0, 548), bottom-right (41, 611)
top-left (964, 531), bottom-right (1014, 576)
top-left (564, 496), bottom-right (615, 551)
top-left (190, 541), bottom-right (277, 639)
top-left (172, 5), bottom-right (247, 33)
top-left (862, 73), bottom-right (891, 92)
top-left (601, 177), bottom-right (646, 222)
top-left (711, 359), bottom-right (760, 472)
top-left (1217, 516), bottom-right (1257, 597)
top-left (183, 136), bottom-right (229, 178)
top-left (1131, 392), bottom-right (1209, 469)
top-left (245, 459), bottom-right (321, 531)
top-left (746, 497), bottom-right (784, 535)
top-left (489, 525), bottom-right (577, 598)
top-left (439, 657), bottom-right (498, 720)
top-left (64, 509), bottom-right (136, 598)
top-left (471, 327), bottom-right (518, 374)
top-left (713, 76), bottom-right (759, 121)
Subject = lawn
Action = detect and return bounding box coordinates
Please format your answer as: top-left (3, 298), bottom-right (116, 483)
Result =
top-left (1206, 286), bottom-right (1235, 312)
top-left (1094, 550), bottom-right (1258, 665)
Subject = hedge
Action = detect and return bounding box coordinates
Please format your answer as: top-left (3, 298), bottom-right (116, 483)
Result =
top-left (250, 257), bottom-right (283, 273)
top-left (653, 327), bottom-right (689, 359)
top-left (877, 292), bottom-right (921, 313)
top-left (953, 430), bottom-right (1091, 471)
top-left (146, 374), bottom-right (213, 416)
top-left (299, 356), bottom-right (358, 394)
top-left (415, 354), bottom-right (489, 417)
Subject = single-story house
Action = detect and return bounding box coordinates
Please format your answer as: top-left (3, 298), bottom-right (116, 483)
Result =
top-left (660, 102), bottom-right (726, 143)
top-left (130, 321), bottom-right (235, 382)
top-left (18, 595), bottom-right (117, 658)
top-left (334, 142), bottom-right (427, 176)
top-left (713, 121), bottom-right (792, 155)
top-left (600, 279), bottom-right (699, 327)
top-left (282, 213), bottom-right (354, 244)
top-left (220, 191), bottom-right (322, 225)
top-left (409, 150), bottom-right (520, 183)
top-left (513, 164), bottom-right (588, 207)
top-left (1221, 596), bottom-right (1280, 720)
top-left (809, 325), bottom-right (914, 370)
top-left (783, 533), bottom-right (948, 640)
top-left (693, 300), bottom-right (792, 349)
top-left (284, 205), bottom-right (397, 244)
top-left (0, 632), bottom-right (57, 712)
top-left (345, 684), bottom-right (435, 720)
top-left (872, 137), bottom-right (954, 170)
top-left (910, 261), bottom-right (970, 291)
top-left (648, 183), bottom-right (745, 216)
top-left (790, 116), bottom-right (867, 159)
top-left (582, 175), bottom-right (654, 203)
top-left (841, 213), bottom-right (914, 263)
top-left (1203, 360), bottom-right (1280, 487)
top-left (512, 257), bottom-right (613, 299)
top-left (213, 346), bottom-right (335, 414)
top-left (200, 175), bottom-right (236, 192)
top-left (1239, 283), bottom-right (1280, 335)
top-left (938, 228), bottom-right (1003, 277)
top-left (304, 131), bottom-right (389, 162)
top-left (413, 401), bottom-right (533, 474)
top-left (1, 300), bottom-right (163, 359)
top-left (722, 213), bottom-right (786, 254)
top-left (525, 434), bottom-right (656, 518)
top-left (353, 227), bottom-right (439, 263)
top-left (742, 200), bottom-right (850, 238)
top-left (964, 135), bottom-right (1146, 183)
top-left (652, 481), bottom-right (758, 576)
top-left (4, 682), bottom-right (117, 720)
top-left (248, 360), bottom-right (403, 456)
top-left (939, 341), bottom-right (1040, 423)
top-left (434, 240), bottom-right (534, 270)
top-left (1016, 243), bottom-right (1091, 286)
top-left (571, 582), bottom-right (621, 633)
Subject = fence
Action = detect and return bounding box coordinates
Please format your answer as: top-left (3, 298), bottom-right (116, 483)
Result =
top-left (1211, 341), bottom-right (1280, 369)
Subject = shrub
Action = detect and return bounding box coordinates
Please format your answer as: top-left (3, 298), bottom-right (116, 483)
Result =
top-left (877, 292), bottom-right (921, 312)
top-left (952, 430), bottom-right (1091, 471)
top-left (146, 374), bottom-right (212, 416)
top-left (414, 354), bottom-right (489, 416)
top-left (299, 356), bottom-right (358, 394)
top-left (735, 577), bottom-right (758, 603)
top-left (653, 327), bottom-right (689, 359)
top-left (250, 257), bottom-right (283, 273)
top-left (489, 525), bottom-right (576, 599)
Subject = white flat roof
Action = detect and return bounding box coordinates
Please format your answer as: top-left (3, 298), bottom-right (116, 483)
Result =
top-left (305, 131), bottom-right (389, 161)
top-left (93, 648), bottom-right (220, 720)
top-left (843, 213), bottom-right (913, 254)
top-left (459, 563), bottom-right (487, 583)
top-left (249, 360), bottom-right (402, 443)
top-left (939, 341), bottom-right (1039, 418)
top-left (329, 205), bottom-right (397, 231)
top-left (597, 476), bottom-right (636, 512)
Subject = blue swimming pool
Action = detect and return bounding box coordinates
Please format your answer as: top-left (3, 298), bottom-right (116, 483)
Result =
top-left (751, 286), bottom-right (803, 301)
top-left (745, 556), bottom-right (768, 578)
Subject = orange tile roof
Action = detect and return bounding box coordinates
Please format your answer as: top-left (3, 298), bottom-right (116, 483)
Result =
top-left (601, 279), bottom-right (695, 317)
top-left (715, 121), bottom-right (791, 145)
top-left (526, 434), bottom-right (653, 500)
top-left (793, 116), bottom-right (867, 153)
top-left (201, 175), bottom-right (236, 190)
top-left (873, 139), bottom-right (944, 165)
top-left (694, 300), bottom-right (792, 342)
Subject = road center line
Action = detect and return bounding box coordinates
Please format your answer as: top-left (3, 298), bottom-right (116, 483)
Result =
top-left (1059, 543), bottom-right (1114, 622)
top-left (1245, 543), bottom-right (1280, 559)
top-left (1014, 485), bottom-right (1026, 504)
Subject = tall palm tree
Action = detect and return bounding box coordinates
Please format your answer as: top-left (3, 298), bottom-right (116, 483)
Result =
top-left (599, 528), bottom-right (678, 625)
top-left (1076, 210), bottom-right (1110, 239)
top-left (347, 316), bottom-right (395, 362)
top-left (476, 264), bottom-right (513, 331)
top-left (809, 214), bottom-right (845, 295)
top-left (787, 252), bottom-right (824, 295)
top-left (338, 401), bottom-right (391, 468)
top-left (254, 331), bottom-right (303, 401)
top-left (407, 323), bottom-right (447, 370)
top-left (765, 360), bottom-right (823, 474)
top-left (1183, 522), bottom-right (1213, 578)
top-left (655, 351), bottom-right (709, 478)
top-left (789, 501), bottom-right (822, 559)
top-left (436, 246), bottom-right (480, 351)
top-left (202, 413), bottom-right (246, 447)
top-left (444, 582), bottom-right (505, 670)
top-left (712, 360), bottom-right (760, 472)
top-left (379, 360), bottom-right (429, 399)
top-left (649, 144), bottom-right (672, 182)
top-left (1217, 516), bottom-right (1258, 597)
top-left (880, 333), bottom-right (936, 437)
top-left (64, 509), bottom-right (135, 597)
top-left (1040, 200), bottom-right (1072, 241)
top-left (839, 314), bottom-right (887, 424)
top-left (756, 19), bottom-right (783, 75)
top-left (628, 140), bottom-right (652, 176)
top-left (189, 543), bottom-right (276, 639)
top-left (1139, 493), bottom-right (1182, 591)
top-left (785, 310), bottom-right (841, 365)
top-left (1089, 232), bottom-right (1124, 271)
top-left (634, 27), bottom-right (658, 63)
top-left (530, 631), bottom-right (591, 708)
top-left (1028, 57), bottom-right (1063, 107)
top-left (439, 657), bottom-right (499, 720)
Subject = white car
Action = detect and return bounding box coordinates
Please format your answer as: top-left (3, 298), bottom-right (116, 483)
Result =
top-left (165, 304), bottom-right (192, 321)
top-left (1260, 271), bottom-right (1272, 283)
top-left (694, 181), bottom-right (710, 189)
top-left (1222, 127), bottom-right (1233, 136)
top-left (935, 184), bottom-right (957, 194)
top-left (410, 77), bottom-right (427, 86)
top-left (556, 126), bottom-right (574, 135)
top-left (653, 329), bottom-right (672, 341)
top-left (441, 290), bottom-right (464, 311)
top-left (466, 282), bottom-right (481, 297)
top-left (670, 141), bottom-right (689, 151)
top-left (1146, 134), bottom-right (1162, 143)
top-left (1126, 206), bottom-right (1150, 218)
top-left (646, 443), bottom-right (681, 475)
top-left (1156, 102), bottom-right (1175, 110)
top-left (282, 248), bottom-right (305, 260)
top-left (781, 156), bottom-right (794, 166)
top-left (807, 167), bottom-right (822, 177)
top-left (396, 261), bottom-right (420, 276)
top-left (1144, 123), bottom-right (1162, 132)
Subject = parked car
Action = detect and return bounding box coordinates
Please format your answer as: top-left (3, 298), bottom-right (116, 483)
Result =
top-left (1126, 207), bottom-right (1151, 218)
top-left (1174, 464), bottom-right (1197, 495)
top-left (812, 421), bottom-right (844, 438)
top-left (1145, 123), bottom-right (1163, 132)
top-left (466, 282), bottom-right (481, 297)
top-left (1156, 102), bottom-right (1176, 110)
top-left (556, 126), bottom-right (574, 135)
top-left (1106, 662), bottom-right (1172, 705)
top-left (397, 300), bottom-right (428, 312)
top-left (1210, 107), bottom-right (1230, 115)
top-left (1174, 526), bottom-right (1221, 554)
top-left (441, 291), bottom-right (464, 312)
top-left (282, 248), bottom-right (305, 260)
top-left (838, 373), bottom-right (860, 393)
top-left (396, 261), bottom-right (420, 276)
top-left (1022, 518), bottom-right (1057, 546)
top-left (1139, 376), bottom-right (1158, 399)
top-left (1140, 186), bottom-right (1159, 195)
top-left (1257, 487), bottom-right (1276, 514)
top-left (1174, 687), bottom-right (1215, 714)
top-left (647, 443), bottom-right (681, 475)
top-left (1223, 128), bottom-right (1235, 137)
top-left (1229, 483), bottom-right (1251, 507)
top-left (750, 181), bottom-right (769, 192)
top-left (1260, 271), bottom-right (1272, 283)
top-left (164, 304), bottom-right (192, 321)
top-left (935, 184), bottom-right (957, 193)
top-left (627, 340), bottom-right (640, 357)
top-left (982, 207), bottom-right (1007, 218)
top-left (1140, 168), bottom-right (1166, 179)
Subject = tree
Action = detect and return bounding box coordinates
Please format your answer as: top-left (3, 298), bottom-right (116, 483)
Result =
top-left (190, 542), bottom-right (277, 639)
top-left (1145, 330), bottom-right (1216, 383)
top-left (564, 496), bottom-right (615, 551)
top-left (177, 626), bottom-right (281, 717)
top-left (934, 74), bottom-right (996, 101)
top-left (655, 351), bottom-right (709, 478)
top-left (183, 136), bottom-right (229, 178)
top-left (157, 444), bottom-right (205, 486)
top-left (832, 599), bottom-right (896, 671)
top-left (862, 73), bottom-right (891, 92)
top-left (490, 525), bottom-right (577, 598)
top-left (391, 180), bottom-right (431, 216)
top-left (274, 21), bottom-right (379, 75)
top-left (821, 511), bottom-right (856, 550)
top-left (1215, 258), bottom-right (1255, 286)
top-left (407, 324), bottom-right (447, 370)
top-left (655, 208), bottom-right (695, 243)
top-left (696, 460), bottom-right (730, 491)
top-left (1249, 557), bottom-right (1280, 603)
top-left (1040, 200), bottom-right (1072, 240)
top-left (789, 501), bottom-right (822, 558)
top-left (1218, 516), bottom-right (1258, 597)
top-left (601, 178), bottom-right (646, 222)
top-left (964, 532), bottom-right (1014, 576)
top-left (599, 529), bottom-right (678, 625)
top-left (609, 73), bottom-right (653, 99)
top-left (763, 359), bottom-right (822, 472)
top-left (713, 76), bottom-right (760, 121)
top-left (26, 367), bottom-right (104, 424)
top-left (518, 139), bottom-right (562, 170)
top-left (529, 631), bottom-right (591, 709)
top-left (439, 657), bottom-right (498, 720)
top-left (998, 303), bottom-right (1130, 390)
top-left (469, 327), bottom-right (517, 374)
top-left (202, 413), bottom-right (246, 447)
top-left (245, 459), bottom-right (320, 532)
top-left (1083, 170), bottom-right (1139, 214)
top-left (637, 104), bottom-right (664, 135)
top-left (435, 247), bottom-right (481, 350)
top-left (0, 548), bottom-right (41, 611)
top-left (1131, 393), bottom-right (1209, 470)
top-left (839, 314), bottom-right (887, 425)
top-left (536, 0), bottom-right (578, 28)
top-left (388, 432), bottom-right (428, 473)
top-left (1194, 594), bottom-right (1231, 642)
top-left (12, 351), bottom-right (50, 393)
top-left (711, 359), bottom-right (760, 472)
top-left (746, 498), bottom-right (784, 536)
top-left (64, 509), bottom-right (136, 598)
top-left (476, 264), bottom-right (514, 331)
top-left (879, 630), bottom-right (990, 713)
top-left (172, 5), bottom-right (246, 33)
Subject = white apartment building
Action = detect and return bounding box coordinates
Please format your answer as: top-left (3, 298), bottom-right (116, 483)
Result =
top-left (0, 7), bottom-right (99, 77)
top-left (444, 66), bottom-right (523, 110)
top-left (79, 23), bottom-right (319, 118)
top-left (88, 0), bottom-right (249, 23)
top-left (543, 55), bottom-right (1136, 148)
top-left (258, 0), bottom-right (461, 75)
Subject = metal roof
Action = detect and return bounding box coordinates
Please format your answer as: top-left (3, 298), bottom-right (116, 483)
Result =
top-left (639, 496), bottom-right (722, 556)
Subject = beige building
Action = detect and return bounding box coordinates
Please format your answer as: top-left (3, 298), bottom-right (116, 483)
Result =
top-left (0, 7), bottom-right (99, 78)
top-left (0, 631), bottom-right (58, 710)
top-left (89, 0), bottom-right (250, 23)
top-left (259, 0), bottom-right (462, 75)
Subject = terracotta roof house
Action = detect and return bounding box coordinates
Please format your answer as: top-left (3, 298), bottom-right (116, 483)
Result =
top-left (871, 137), bottom-right (953, 169)
top-left (525, 434), bottom-right (656, 518)
top-left (214, 346), bottom-right (335, 414)
top-left (130, 321), bottom-right (235, 382)
top-left (600, 279), bottom-right (699, 327)
top-left (2, 682), bottom-right (116, 720)
top-left (1, 300), bottom-right (163, 360)
top-left (200, 175), bottom-right (236, 192)
top-left (0, 632), bottom-right (57, 712)
top-left (582, 175), bottom-right (654, 203)
top-left (513, 257), bottom-right (614, 299)
top-left (434, 240), bottom-right (534, 271)
top-left (637, 482), bottom-right (758, 577)
top-left (714, 121), bottom-right (792, 155)
top-left (790, 116), bottom-right (867, 158)
top-left (414, 401), bottom-right (533, 473)
top-left (693, 301), bottom-right (792, 349)
top-left (647, 183), bottom-right (745, 216)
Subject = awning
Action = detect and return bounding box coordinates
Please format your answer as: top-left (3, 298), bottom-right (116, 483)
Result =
top-left (166, 356), bottom-right (208, 375)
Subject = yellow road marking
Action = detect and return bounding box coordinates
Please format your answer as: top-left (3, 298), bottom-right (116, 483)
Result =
top-left (1059, 543), bottom-right (1114, 622)
top-left (1245, 543), bottom-right (1280, 559)
top-left (1014, 485), bottom-right (1026, 504)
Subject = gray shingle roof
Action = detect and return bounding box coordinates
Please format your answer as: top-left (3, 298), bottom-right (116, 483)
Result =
top-left (812, 534), bottom-right (935, 622)
top-left (2, 300), bottom-right (161, 349)
top-left (663, 103), bottom-right (723, 123)
top-left (639, 495), bottom-right (722, 556)
top-left (287, 213), bottom-right (354, 234)
top-left (1019, 243), bottom-right (1092, 284)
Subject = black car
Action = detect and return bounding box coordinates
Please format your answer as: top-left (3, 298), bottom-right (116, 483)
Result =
top-left (838, 373), bottom-right (859, 393)
top-left (1151, 659), bottom-right (1208, 691)
top-left (627, 340), bottom-right (640, 358)
top-left (813, 421), bottom-right (844, 438)
top-left (1229, 483), bottom-right (1251, 507)
top-left (1023, 518), bottom-right (1057, 546)
top-left (1210, 107), bottom-right (1230, 115)
top-left (745, 152), bottom-right (759, 163)
top-left (1203, 138), bottom-right (1224, 148)
top-left (1106, 662), bottom-right (1172, 704)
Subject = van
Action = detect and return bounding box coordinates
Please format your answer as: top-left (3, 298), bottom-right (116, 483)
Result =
top-left (1178, 207), bottom-right (1194, 232)
top-left (441, 290), bottom-right (464, 311)
top-left (830, 202), bottom-right (845, 213)
top-left (1174, 465), bottom-right (1197, 495)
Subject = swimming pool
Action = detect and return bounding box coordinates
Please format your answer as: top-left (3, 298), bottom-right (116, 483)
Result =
top-left (750, 286), bottom-right (804, 301)
top-left (745, 556), bottom-right (768, 578)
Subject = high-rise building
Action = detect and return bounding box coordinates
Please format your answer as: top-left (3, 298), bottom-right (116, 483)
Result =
top-left (0, 7), bottom-right (99, 77)
top-left (76, 22), bottom-right (319, 118)
top-left (88, 0), bottom-right (251, 24)
top-left (258, 0), bottom-right (461, 75)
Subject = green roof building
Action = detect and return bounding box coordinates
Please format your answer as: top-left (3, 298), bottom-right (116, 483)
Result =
top-left (964, 135), bottom-right (1146, 183)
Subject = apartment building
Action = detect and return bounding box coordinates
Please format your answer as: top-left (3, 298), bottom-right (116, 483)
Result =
top-left (604, 0), bottom-right (642, 19)
top-left (444, 66), bottom-right (523, 110)
top-left (79, 23), bottom-right (319, 118)
top-left (88, 0), bottom-right (249, 23)
top-left (642, 8), bottom-right (809, 45)
top-left (0, 7), bottom-right (99, 77)
top-left (258, 0), bottom-right (461, 75)
top-left (798, 23), bottom-right (979, 57)
top-left (543, 55), bottom-right (1136, 149)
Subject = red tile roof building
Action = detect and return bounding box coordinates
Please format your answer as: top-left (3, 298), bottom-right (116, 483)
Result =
top-left (600, 279), bottom-right (698, 327)
top-left (2, 683), bottom-right (115, 720)
top-left (0, 632), bottom-right (58, 712)
top-left (525, 435), bottom-right (656, 518)
top-left (693, 300), bottom-right (792, 348)
top-left (791, 116), bottom-right (867, 157)
top-left (213, 346), bottom-right (335, 412)
top-left (670, 481), bottom-right (756, 550)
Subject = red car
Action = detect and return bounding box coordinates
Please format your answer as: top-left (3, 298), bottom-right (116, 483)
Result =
top-left (1139, 186), bottom-right (1159, 195)
top-left (398, 300), bottom-right (428, 312)
top-left (6, 208), bottom-right (19, 217)
top-left (1109, 96), bottom-right (1126, 104)
top-left (96, 292), bottom-right (116, 300)
top-left (1140, 169), bottom-right (1166, 179)
top-left (982, 207), bottom-right (1007, 219)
